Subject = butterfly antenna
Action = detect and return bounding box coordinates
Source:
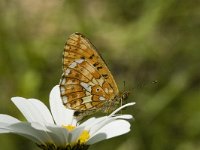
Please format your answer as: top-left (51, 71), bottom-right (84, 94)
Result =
top-left (123, 81), bottom-right (126, 92)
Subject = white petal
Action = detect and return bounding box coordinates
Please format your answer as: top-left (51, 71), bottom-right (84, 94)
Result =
top-left (31, 122), bottom-right (49, 131)
top-left (32, 123), bottom-right (70, 146)
top-left (0, 114), bottom-right (20, 133)
top-left (0, 129), bottom-right (9, 133)
top-left (79, 117), bottom-right (96, 127)
top-left (46, 126), bottom-right (69, 146)
top-left (87, 120), bottom-right (131, 144)
top-left (81, 108), bottom-right (134, 138)
top-left (28, 98), bottom-right (54, 124)
top-left (69, 126), bottom-right (85, 143)
top-left (0, 123), bottom-right (11, 133)
top-left (113, 114), bottom-right (133, 120)
top-left (85, 103), bottom-right (134, 136)
top-left (0, 114), bottom-right (20, 124)
top-left (7, 122), bottom-right (52, 144)
top-left (80, 116), bottom-right (107, 131)
top-left (109, 102), bottom-right (135, 117)
top-left (49, 85), bottom-right (77, 126)
top-left (88, 117), bottom-right (115, 136)
top-left (88, 115), bottom-right (132, 140)
top-left (11, 97), bottom-right (54, 125)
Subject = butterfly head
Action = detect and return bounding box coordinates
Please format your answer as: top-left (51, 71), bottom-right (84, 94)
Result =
top-left (121, 91), bottom-right (129, 100)
top-left (120, 91), bottom-right (129, 106)
top-left (121, 81), bottom-right (130, 101)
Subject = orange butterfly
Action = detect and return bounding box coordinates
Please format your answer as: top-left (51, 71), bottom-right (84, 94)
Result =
top-left (59, 32), bottom-right (129, 118)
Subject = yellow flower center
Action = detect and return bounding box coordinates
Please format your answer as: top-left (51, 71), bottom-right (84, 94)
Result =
top-left (78, 130), bottom-right (90, 144)
top-left (62, 125), bottom-right (90, 144)
top-left (63, 125), bottom-right (76, 131)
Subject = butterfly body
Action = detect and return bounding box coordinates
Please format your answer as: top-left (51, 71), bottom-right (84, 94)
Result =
top-left (59, 32), bottom-right (129, 119)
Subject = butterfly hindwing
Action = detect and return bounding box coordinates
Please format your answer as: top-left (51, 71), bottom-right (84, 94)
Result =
top-left (60, 32), bottom-right (119, 114)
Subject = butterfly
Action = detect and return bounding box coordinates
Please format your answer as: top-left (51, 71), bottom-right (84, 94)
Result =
top-left (59, 32), bottom-right (129, 119)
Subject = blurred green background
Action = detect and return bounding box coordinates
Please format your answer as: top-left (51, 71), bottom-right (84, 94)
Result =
top-left (0, 0), bottom-right (200, 150)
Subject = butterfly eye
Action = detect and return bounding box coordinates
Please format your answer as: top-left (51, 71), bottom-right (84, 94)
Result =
top-left (96, 88), bottom-right (100, 92)
top-left (74, 111), bottom-right (81, 117)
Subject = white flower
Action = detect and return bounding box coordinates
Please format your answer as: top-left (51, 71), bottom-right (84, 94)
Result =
top-left (0, 85), bottom-right (135, 150)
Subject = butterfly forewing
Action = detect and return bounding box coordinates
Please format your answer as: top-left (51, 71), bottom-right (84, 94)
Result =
top-left (60, 32), bottom-right (119, 114)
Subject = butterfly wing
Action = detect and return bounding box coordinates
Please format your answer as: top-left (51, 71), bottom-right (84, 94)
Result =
top-left (59, 32), bottom-right (119, 112)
